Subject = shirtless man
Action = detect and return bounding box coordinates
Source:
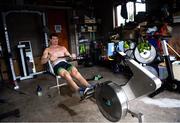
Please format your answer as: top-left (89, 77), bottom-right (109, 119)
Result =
top-left (41, 33), bottom-right (93, 96)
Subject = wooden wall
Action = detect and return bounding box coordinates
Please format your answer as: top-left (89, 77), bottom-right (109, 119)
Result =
top-left (46, 10), bottom-right (69, 50)
top-left (169, 24), bottom-right (180, 58)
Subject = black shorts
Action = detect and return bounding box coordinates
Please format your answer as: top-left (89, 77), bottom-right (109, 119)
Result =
top-left (53, 61), bottom-right (73, 75)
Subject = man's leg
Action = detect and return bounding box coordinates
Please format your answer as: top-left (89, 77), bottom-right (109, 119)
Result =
top-left (58, 69), bottom-right (80, 92)
top-left (70, 67), bottom-right (90, 87)
top-left (70, 67), bottom-right (96, 100)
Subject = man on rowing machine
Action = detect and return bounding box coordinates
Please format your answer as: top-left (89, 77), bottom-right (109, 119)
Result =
top-left (41, 33), bottom-right (94, 97)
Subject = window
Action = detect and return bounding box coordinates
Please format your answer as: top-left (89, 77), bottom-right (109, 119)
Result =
top-left (116, 1), bottom-right (146, 26)
top-left (136, 2), bottom-right (146, 14)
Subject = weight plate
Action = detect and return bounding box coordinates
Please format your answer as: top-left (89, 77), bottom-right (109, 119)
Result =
top-left (125, 49), bottom-right (135, 59)
top-left (139, 50), bottom-right (151, 59)
top-left (144, 65), bottom-right (158, 77)
top-left (95, 81), bottom-right (128, 122)
top-left (134, 45), bottom-right (156, 64)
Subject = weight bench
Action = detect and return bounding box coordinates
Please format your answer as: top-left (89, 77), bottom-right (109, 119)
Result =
top-left (47, 60), bottom-right (67, 94)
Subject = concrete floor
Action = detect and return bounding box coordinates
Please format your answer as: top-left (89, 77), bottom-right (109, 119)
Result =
top-left (0, 65), bottom-right (180, 122)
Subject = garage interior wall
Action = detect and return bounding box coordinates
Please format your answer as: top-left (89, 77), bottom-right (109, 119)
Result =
top-left (0, 9), bottom-right (74, 79)
top-left (5, 12), bottom-right (45, 75)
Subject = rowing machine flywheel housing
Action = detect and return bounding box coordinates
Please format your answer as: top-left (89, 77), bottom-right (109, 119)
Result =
top-left (95, 81), bottom-right (128, 122)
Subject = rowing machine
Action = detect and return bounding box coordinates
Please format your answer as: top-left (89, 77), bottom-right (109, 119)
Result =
top-left (82, 52), bottom-right (162, 122)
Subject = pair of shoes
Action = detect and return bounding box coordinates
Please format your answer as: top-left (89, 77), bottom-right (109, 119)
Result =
top-left (79, 87), bottom-right (85, 97)
top-left (83, 87), bottom-right (93, 95)
top-left (79, 84), bottom-right (95, 100)
top-left (79, 86), bottom-right (93, 96)
top-left (84, 83), bottom-right (97, 94)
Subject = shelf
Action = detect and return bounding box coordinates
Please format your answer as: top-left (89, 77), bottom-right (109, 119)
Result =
top-left (173, 16), bottom-right (180, 23)
top-left (80, 30), bottom-right (96, 33)
top-left (84, 19), bottom-right (96, 24)
top-left (78, 42), bottom-right (91, 44)
top-left (78, 23), bottom-right (97, 25)
top-left (78, 24), bottom-right (97, 33)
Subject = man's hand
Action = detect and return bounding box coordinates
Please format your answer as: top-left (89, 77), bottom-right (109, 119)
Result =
top-left (41, 55), bottom-right (50, 64)
top-left (71, 53), bottom-right (76, 60)
top-left (66, 55), bottom-right (73, 62)
top-left (66, 54), bottom-right (76, 62)
top-left (41, 48), bottom-right (50, 64)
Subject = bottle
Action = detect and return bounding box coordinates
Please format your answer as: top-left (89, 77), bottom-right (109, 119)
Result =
top-left (36, 85), bottom-right (42, 96)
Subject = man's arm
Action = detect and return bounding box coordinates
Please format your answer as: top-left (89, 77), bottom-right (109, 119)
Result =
top-left (41, 48), bottom-right (49, 64)
top-left (63, 47), bottom-right (72, 58)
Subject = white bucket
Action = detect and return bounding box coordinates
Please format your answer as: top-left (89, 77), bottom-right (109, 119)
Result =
top-left (172, 61), bottom-right (180, 80)
top-left (158, 66), bottom-right (168, 80)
